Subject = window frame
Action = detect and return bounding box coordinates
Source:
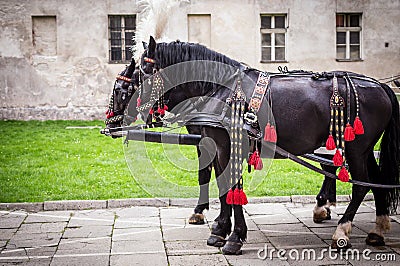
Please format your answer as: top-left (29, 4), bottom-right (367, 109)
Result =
top-left (108, 15), bottom-right (136, 64)
top-left (336, 13), bottom-right (362, 61)
top-left (260, 14), bottom-right (288, 63)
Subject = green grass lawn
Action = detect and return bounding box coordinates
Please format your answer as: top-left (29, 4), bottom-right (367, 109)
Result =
top-left (0, 120), bottom-right (352, 203)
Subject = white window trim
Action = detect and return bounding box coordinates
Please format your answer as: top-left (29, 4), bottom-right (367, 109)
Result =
top-left (336, 14), bottom-right (362, 61)
top-left (260, 14), bottom-right (287, 63)
top-left (109, 15), bottom-right (136, 63)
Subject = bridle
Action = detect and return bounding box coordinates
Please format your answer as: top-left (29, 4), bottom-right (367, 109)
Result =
top-left (105, 72), bottom-right (136, 125)
top-left (136, 55), bottom-right (168, 124)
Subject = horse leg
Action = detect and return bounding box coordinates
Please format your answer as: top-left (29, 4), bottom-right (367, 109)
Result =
top-left (314, 160), bottom-right (337, 223)
top-left (186, 125), bottom-right (212, 225)
top-left (201, 127), bottom-right (232, 247)
top-left (188, 145), bottom-right (212, 225)
top-left (189, 165), bottom-right (212, 225)
top-left (332, 153), bottom-right (370, 249)
top-left (222, 204), bottom-right (247, 255)
top-left (366, 153), bottom-right (391, 246)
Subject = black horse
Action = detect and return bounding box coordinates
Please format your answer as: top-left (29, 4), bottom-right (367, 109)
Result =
top-left (131, 37), bottom-right (399, 255)
top-left (105, 56), bottom-right (338, 225)
top-left (105, 57), bottom-right (214, 224)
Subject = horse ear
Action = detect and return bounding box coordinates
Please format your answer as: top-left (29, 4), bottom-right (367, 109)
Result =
top-left (142, 41), bottom-right (148, 50)
top-left (148, 36), bottom-right (156, 57)
top-left (125, 57), bottom-right (136, 77)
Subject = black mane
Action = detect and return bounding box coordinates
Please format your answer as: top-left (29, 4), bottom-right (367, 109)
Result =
top-left (154, 41), bottom-right (241, 69)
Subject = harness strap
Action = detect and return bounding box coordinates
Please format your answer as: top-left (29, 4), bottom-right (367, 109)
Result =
top-left (244, 72), bottom-right (270, 125)
top-left (275, 146), bottom-right (400, 189)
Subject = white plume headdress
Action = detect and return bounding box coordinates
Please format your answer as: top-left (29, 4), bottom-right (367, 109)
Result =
top-left (133, 0), bottom-right (188, 61)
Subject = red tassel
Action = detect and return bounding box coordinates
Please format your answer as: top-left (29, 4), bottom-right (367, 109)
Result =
top-left (105, 109), bottom-right (110, 115)
top-left (255, 157), bottom-right (263, 170)
top-left (338, 167), bottom-right (350, 182)
top-left (248, 151), bottom-right (263, 170)
top-left (157, 105), bottom-right (168, 115)
top-left (233, 188), bottom-right (241, 205)
top-left (238, 189), bottom-right (248, 205)
top-left (325, 135), bottom-right (336, 150)
top-left (226, 189), bottom-right (234, 204)
top-left (333, 149), bottom-right (343, 166)
top-left (353, 116), bottom-right (364, 135)
top-left (149, 108), bottom-right (154, 115)
top-left (344, 123), bottom-right (355, 142)
top-left (269, 125), bottom-right (277, 143)
top-left (106, 111), bottom-right (114, 119)
top-left (248, 152), bottom-right (256, 166)
top-left (137, 97), bottom-right (141, 107)
top-left (263, 123), bottom-right (271, 142)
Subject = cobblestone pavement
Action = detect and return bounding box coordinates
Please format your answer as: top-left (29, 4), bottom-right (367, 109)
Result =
top-left (0, 201), bottom-right (399, 265)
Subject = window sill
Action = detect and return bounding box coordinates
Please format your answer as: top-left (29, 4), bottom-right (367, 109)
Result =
top-left (336, 59), bottom-right (363, 62)
top-left (260, 60), bottom-right (288, 63)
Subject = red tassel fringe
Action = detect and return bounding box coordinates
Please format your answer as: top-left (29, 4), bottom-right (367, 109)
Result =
top-left (333, 149), bottom-right (343, 166)
top-left (137, 97), bottom-right (141, 107)
top-left (249, 151), bottom-right (263, 171)
top-left (233, 188), bottom-right (241, 205)
top-left (263, 123), bottom-right (271, 142)
top-left (325, 135), bottom-right (336, 150)
top-left (353, 116), bottom-right (364, 135)
top-left (269, 126), bottom-right (277, 143)
top-left (238, 189), bottom-right (248, 205)
top-left (157, 105), bottom-right (168, 115)
top-left (255, 157), bottom-right (263, 170)
top-left (344, 123), bottom-right (355, 142)
top-left (226, 188), bottom-right (248, 205)
top-left (264, 123), bottom-right (277, 143)
top-left (226, 189), bottom-right (234, 204)
top-left (338, 167), bottom-right (350, 182)
top-left (106, 111), bottom-right (114, 119)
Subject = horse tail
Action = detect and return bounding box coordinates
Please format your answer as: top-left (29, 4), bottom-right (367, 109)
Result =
top-left (379, 83), bottom-right (400, 212)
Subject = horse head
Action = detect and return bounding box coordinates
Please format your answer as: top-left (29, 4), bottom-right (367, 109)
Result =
top-left (105, 57), bottom-right (140, 128)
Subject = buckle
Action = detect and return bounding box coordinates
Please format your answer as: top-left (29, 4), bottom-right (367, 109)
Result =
top-left (244, 112), bottom-right (258, 124)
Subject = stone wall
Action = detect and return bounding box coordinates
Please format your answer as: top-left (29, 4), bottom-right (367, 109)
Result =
top-left (0, 0), bottom-right (398, 120)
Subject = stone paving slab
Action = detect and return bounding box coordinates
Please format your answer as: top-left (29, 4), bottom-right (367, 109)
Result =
top-left (165, 240), bottom-right (219, 255)
top-left (51, 254), bottom-right (109, 266)
top-left (168, 254), bottom-right (228, 266)
top-left (112, 227), bottom-right (163, 241)
top-left (63, 225), bottom-right (113, 238)
top-left (110, 253), bottom-right (168, 266)
top-left (0, 202), bottom-right (399, 265)
top-left (23, 211), bottom-right (72, 223)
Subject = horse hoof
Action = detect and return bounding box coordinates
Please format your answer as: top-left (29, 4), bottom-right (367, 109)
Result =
top-left (188, 213), bottom-right (205, 225)
top-left (366, 233), bottom-right (385, 246)
top-left (325, 207), bottom-right (331, 220)
top-left (222, 241), bottom-right (243, 255)
top-left (207, 234), bottom-right (226, 247)
top-left (313, 207), bottom-right (331, 223)
top-left (331, 238), bottom-right (352, 250)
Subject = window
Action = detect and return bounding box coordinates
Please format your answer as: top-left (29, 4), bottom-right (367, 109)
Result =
top-left (32, 16), bottom-right (57, 56)
top-left (336, 13), bottom-right (362, 61)
top-left (108, 15), bottom-right (136, 63)
top-left (260, 14), bottom-right (287, 62)
top-left (188, 14), bottom-right (211, 47)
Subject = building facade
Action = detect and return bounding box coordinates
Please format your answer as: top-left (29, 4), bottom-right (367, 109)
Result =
top-left (0, 0), bottom-right (399, 120)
